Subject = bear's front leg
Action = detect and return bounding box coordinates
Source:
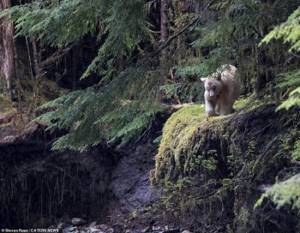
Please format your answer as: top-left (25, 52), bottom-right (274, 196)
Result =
top-left (205, 100), bottom-right (218, 116)
top-left (215, 101), bottom-right (221, 115)
top-left (218, 99), bottom-right (235, 115)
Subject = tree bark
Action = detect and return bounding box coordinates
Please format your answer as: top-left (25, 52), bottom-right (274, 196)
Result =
top-left (160, 0), bottom-right (169, 67)
top-left (0, 0), bottom-right (16, 99)
top-left (72, 45), bottom-right (78, 90)
top-left (160, 0), bottom-right (169, 43)
top-left (31, 39), bottom-right (41, 79)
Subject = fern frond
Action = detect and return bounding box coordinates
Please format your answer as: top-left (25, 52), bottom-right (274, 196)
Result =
top-left (260, 7), bottom-right (300, 52)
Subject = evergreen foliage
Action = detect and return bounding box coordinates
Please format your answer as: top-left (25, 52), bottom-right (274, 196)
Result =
top-left (191, 0), bottom-right (300, 93)
top-left (5, 0), bottom-right (103, 47)
top-left (0, 0), bottom-right (160, 150)
top-left (38, 66), bottom-right (165, 151)
top-left (159, 64), bottom-right (207, 104)
top-left (1, 0), bottom-right (149, 80)
top-left (2, 0), bottom-right (300, 152)
top-left (3, 0), bottom-right (148, 51)
top-left (260, 7), bottom-right (300, 110)
top-left (260, 7), bottom-right (300, 52)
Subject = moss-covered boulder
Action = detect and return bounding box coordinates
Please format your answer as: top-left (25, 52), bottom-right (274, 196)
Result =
top-left (252, 175), bottom-right (300, 233)
top-left (256, 174), bottom-right (300, 211)
top-left (153, 104), bottom-right (230, 184)
top-left (152, 101), bottom-right (300, 232)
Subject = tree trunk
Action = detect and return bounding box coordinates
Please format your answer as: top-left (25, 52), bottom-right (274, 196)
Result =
top-left (160, 0), bottom-right (169, 43)
top-left (31, 38), bottom-right (42, 110)
top-left (72, 45), bottom-right (78, 90)
top-left (0, 0), bottom-right (16, 99)
top-left (31, 39), bottom-right (41, 79)
top-left (160, 0), bottom-right (169, 68)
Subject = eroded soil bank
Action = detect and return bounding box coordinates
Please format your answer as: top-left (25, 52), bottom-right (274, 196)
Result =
top-left (0, 112), bottom-right (165, 232)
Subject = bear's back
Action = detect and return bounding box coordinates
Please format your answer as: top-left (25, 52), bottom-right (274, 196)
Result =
top-left (221, 65), bottom-right (240, 101)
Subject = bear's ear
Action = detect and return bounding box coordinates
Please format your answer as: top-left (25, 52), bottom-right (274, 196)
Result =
top-left (216, 73), bottom-right (222, 81)
top-left (201, 78), bottom-right (207, 82)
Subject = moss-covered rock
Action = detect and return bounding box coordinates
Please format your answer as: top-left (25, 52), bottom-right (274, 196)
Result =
top-left (152, 97), bottom-right (259, 185)
top-left (152, 101), bottom-right (300, 232)
top-left (153, 104), bottom-right (230, 184)
top-left (255, 174), bottom-right (300, 211)
top-left (251, 175), bottom-right (300, 233)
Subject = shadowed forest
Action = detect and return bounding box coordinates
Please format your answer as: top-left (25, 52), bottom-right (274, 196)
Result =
top-left (0, 0), bottom-right (300, 233)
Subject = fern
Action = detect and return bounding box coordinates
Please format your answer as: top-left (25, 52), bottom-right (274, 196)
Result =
top-left (276, 70), bottom-right (300, 91)
top-left (260, 7), bottom-right (300, 110)
top-left (175, 64), bottom-right (210, 78)
top-left (292, 140), bottom-right (300, 161)
top-left (277, 87), bottom-right (300, 111)
top-left (260, 7), bottom-right (300, 52)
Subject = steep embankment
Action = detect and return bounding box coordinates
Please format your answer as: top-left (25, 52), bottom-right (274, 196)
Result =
top-left (0, 121), bottom-right (117, 228)
top-left (151, 100), bottom-right (300, 233)
top-left (0, 110), bottom-right (166, 232)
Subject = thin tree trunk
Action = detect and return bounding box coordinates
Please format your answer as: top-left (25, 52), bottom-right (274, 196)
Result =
top-left (31, 38), bottom-right (41, 111)
top-left (0, 0), bottom-right (16, 99)
top-left (160, 0), bottom-right (168, 43)
top-left (72, 45), bottom-right (78, 90)
top-left (31, 39), bottom-right (41, 79)
top-left (25, 37), bottom-right (34, 80)
top-left (160, 0), bottom-right (169, 67)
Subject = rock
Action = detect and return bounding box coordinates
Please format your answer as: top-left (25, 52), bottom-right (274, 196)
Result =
top-left (181, 231), bottom-right (192, 233)
top-left (89, 221), bottom-right (97, 227)
top-left (152, 225), bottom-right (161, 231)
top-left (141, 226), bottom-right (151, 233)
top-left (57, 222), bottom-right (71, 229)
top-left (72, 218), bottom-right (87, 226)
top-left (98, 224), bottom-right (114, 233)
top-left (88, 227), bottom-right (103, 233)
top-left (0, 113), bottom-right (14, 125)
top-left (112, 224), bottom-right (124, 233)
top-left (151, 225), bottom-right (180, 232)
top-left (3, 135), bottom-right (16, 142)
top-left (163, 229), bottom-right (180, 233)
top-left (62, 226), bottom-right (77, 233)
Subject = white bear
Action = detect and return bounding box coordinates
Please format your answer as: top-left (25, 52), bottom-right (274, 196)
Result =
top-left (201, 65), bottom-right (240, 116)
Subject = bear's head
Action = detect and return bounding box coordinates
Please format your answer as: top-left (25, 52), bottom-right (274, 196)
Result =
top-left (201, 74), bottom-right (222, 101)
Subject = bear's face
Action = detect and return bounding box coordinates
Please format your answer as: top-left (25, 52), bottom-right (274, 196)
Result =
top-left (201, 78), bottom-right (222, 101)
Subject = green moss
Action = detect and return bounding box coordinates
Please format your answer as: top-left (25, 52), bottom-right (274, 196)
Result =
top-left (157, 105), bottom-right (206, 157)
top-left (153, 96), bottom-right (272, 185)
top-left (154, 104), bottom-right (228, 183)
top-left (277, 128), bottom-right (300, 162)
top-left (20, 78), bottom-right (67, 106)
top-left (292, 141), bottom-right (300, 161)
top-left (255, 175), bottom-right (300, 211)
top-left (233, 95), bottom-right (264, 112)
